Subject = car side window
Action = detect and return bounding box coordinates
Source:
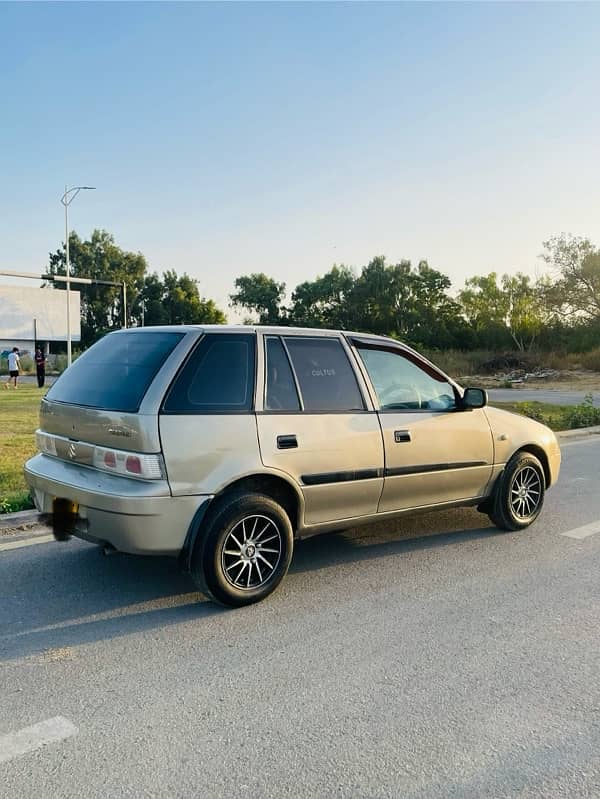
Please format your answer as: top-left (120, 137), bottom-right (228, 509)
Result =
top-left (283, 337), bottom-right (365, 412)
top-left (162, 333), bottom-right (255, 413)
top-left (357, 346), bottom-right (456, 411)
top-left (264, 337), bottom-right (301, 411)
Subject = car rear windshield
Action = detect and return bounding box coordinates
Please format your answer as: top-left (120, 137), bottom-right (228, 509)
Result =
top-left (46, 331), bottom-right (185, 412)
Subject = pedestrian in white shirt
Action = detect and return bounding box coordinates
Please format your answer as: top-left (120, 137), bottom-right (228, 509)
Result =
top-left (5, 347), bottom-right (20, 389)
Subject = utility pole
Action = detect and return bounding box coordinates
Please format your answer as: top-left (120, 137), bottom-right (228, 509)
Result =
top-left (60, 185), bottom-right (95, 366)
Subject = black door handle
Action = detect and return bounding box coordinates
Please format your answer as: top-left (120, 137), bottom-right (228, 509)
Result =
top-left (277, 434), bottom-right (298, 450)
top-left (394, 430), bottom-right (411, 443)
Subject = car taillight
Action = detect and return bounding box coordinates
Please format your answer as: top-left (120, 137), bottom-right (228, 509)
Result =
top-left (93, 446), bottom-right (165, 480)
top-left (125, 456), bottom-right (142, 475)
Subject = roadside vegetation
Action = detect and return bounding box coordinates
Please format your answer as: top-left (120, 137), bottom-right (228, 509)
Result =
top-left (0, 385), bottom-right (42, 513)
top-left (36, 229), bottom-right (600, 361)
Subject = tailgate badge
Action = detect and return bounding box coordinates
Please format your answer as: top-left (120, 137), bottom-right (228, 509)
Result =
top-left (108, 427), bottom-right (132, 438)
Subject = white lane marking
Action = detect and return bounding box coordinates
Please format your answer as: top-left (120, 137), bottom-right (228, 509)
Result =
top-left (0, 534), bottom-right (55, 553)
top-left (561, 521), bottom-right (600, 540)
top-left (0, 716), bottom-right (78, 764)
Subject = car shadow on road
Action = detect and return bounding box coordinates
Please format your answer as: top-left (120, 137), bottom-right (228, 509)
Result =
top-left (0, 508), bottom-right (497, 662)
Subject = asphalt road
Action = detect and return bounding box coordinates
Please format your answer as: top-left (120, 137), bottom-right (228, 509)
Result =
top-left (1, 438), bottom-right (600, 798)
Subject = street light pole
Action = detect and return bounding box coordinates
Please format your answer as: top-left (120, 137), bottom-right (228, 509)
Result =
top-left (61, 185), bottom-right (95, 367)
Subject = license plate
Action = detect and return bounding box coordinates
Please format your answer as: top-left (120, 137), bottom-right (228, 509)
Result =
top-left (52, 498), bottom-right (79, 541)
top-left (52, 498), bottom-right (79, 515)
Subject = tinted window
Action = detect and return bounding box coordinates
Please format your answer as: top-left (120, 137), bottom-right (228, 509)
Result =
top-left (284, 337), bottom-right (364, 412)
top-left (163, 333), bottom-right (255, 413)
top-left (358, 347), bottom-right (456, 411)
top-left (264, 337), bottom-right (300, 411)
top-left (46, 331), bottom-right (184, 412)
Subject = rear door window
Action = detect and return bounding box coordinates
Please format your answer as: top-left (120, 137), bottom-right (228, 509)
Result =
top-left (163, 333), bottom-right (256, 413)
top-left (283, 337), bottom-right (365, 412)
top-left (46, 331), bottom-right (185, 412)
top-left (264, 337), bottom-right (301, 411)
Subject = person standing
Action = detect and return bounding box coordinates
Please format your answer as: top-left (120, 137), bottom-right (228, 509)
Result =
top-left (34, 347), bottom-right (46, 388)
top-left (5, 347), bottom-right (20, 389)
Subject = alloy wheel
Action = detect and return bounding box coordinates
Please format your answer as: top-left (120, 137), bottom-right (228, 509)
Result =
top-left (509, 465), bottom-right (542, 520)
top-left (221, 515), bottom-right (282, 590)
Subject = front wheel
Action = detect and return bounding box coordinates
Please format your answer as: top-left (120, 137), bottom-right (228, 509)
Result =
top-left (191, 492), bottom-right (294, 607)
top-left (488, 451), bottom-right (546, 531)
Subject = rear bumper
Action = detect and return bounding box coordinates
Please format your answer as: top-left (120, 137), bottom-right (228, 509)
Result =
top-left (25, 454), bottom-right (212, 556)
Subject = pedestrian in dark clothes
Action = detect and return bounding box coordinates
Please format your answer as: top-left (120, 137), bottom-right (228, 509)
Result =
top-left (35, 347), bottom-right (46, 388)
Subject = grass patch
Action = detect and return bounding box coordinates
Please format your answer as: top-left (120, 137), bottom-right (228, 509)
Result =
top-left (491, 394), bottom-right (600, 431)
top-left (0, 384), bottom-right (43, 512)
top-left (490, 400), bottom-right (565, 430)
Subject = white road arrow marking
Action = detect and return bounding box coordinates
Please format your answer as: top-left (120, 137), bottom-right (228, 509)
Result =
top-left (0, 716), bottom-right (78, 764)
top-left (561, 521), bottom-right (600, 540)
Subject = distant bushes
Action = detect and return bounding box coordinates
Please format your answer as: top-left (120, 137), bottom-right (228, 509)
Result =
top-left (518, 394), bottom-right (600, 430)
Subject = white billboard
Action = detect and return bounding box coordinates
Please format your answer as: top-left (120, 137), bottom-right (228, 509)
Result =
top-left (0, 285), bottom-right (81, 341)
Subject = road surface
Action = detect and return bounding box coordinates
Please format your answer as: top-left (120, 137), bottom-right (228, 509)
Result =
top-left (1, 438), bottom-right (599, 797)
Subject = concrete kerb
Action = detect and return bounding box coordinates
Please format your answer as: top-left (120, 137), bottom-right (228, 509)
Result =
top-left (0, 510), bottom-right (49, 538)
top-left (1, 424), bottom-right (599, 539)
top-left (556, 425), bottom-right (600, 441)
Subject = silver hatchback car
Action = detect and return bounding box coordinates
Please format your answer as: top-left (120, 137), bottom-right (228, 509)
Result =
top-left (25, 326), bottom-right (561, 606)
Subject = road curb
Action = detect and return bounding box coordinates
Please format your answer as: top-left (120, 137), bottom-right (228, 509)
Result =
top-left (556, 425), bottom-right (600, 441)
top-left (0, 510), bottom-right (46, 537)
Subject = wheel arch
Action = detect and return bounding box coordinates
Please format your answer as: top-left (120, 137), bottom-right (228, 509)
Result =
top-left (179, 471), bottom-right (302, 572)
top-left (211, 472), bottom-right (302, 530)
top-left (516, 444), bottom-right (551, 488)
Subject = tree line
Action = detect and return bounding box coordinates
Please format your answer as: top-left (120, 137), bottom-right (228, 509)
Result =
top-left (47, 230), bottom-right (600, 353)
top-left (47, 230), bottom-right (225, 348)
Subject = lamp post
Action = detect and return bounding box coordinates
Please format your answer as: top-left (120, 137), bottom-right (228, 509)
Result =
top-left (61, 185), bottom-right (95, 366)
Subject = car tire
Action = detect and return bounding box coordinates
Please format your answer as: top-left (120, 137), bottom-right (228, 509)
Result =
top-left (190, 492), bottom-right (294, 607)
top-left (488, 451), bottom-right (546, 531)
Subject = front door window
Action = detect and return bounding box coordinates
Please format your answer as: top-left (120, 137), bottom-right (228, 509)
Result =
top-left (358, 347), bottom-right (456, 411)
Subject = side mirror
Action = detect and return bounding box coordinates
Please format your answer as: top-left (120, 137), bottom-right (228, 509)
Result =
top-left (461, 387), bottom-right (487, 409)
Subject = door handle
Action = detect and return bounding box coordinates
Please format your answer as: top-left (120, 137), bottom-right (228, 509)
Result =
top-left (277, 434), bottom-right (298, 450)
top-left (394, 430), bottom-right (411, 443)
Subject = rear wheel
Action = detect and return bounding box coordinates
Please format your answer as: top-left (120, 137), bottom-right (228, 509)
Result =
top-left (191, 492), bottom-right (294, 607)
top-left (488, 451), bottom-right (545, 531)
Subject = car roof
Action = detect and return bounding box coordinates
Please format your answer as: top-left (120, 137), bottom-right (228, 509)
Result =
top-left (113, 324), bottom-right (401, 345)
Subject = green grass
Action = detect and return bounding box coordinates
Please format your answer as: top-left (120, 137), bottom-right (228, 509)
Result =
top-left (0, 384), bottom-right (43, 513)
top-left (491, 395), bottom-right (600, 431)
top-left (490, 400), bottom-right (566, 430)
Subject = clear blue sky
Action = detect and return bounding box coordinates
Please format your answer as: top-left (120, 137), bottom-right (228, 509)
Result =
top-left (1, 1), bottom-right (599, 317)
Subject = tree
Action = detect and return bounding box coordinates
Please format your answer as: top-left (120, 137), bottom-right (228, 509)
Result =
top-left (289, 265), bottom-right (355, 328)
top-left (47, 229), bottom-right (147, 347)
top-left (541, 234), bottom-right (600, 320)
top-left (458, 272), bottom-right (547, 351)
top-left (48, 229), bottom-right (226, 346)
top-left (458, 272), bottom-right (512, 350)
top-left (347, 256), bottom-right (464, 347)
top-left (501, 273), bottom-right (546, 351)
top-left (405, 260), bottom-right (469, 349)
top-left (229, 273), bottom-right (287, 324)
top-left (133, 271), bottom-right (226, 326)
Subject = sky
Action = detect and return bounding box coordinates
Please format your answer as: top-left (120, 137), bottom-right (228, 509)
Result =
top-left (1, 1), bottom-right (599, 318)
